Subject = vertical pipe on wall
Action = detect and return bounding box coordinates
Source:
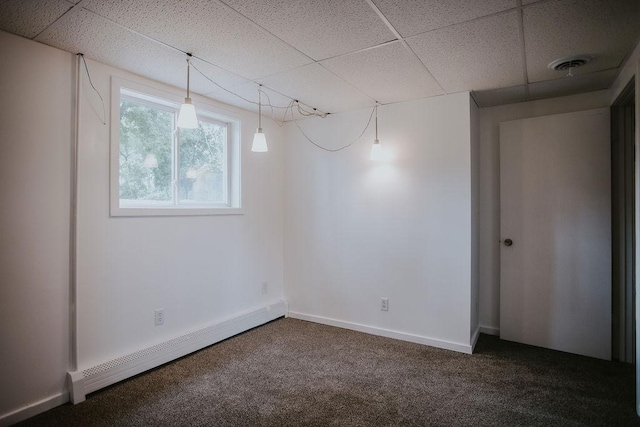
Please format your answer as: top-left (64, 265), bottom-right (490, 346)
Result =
top-left (69, 53), bottom-right (81, 372)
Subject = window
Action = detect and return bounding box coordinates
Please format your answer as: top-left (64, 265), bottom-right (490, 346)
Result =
top-left (110, 78), bottom-right (241, 216)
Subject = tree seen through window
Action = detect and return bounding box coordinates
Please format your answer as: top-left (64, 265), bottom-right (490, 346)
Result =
top-left (119, 97), bottom-right (227, 206)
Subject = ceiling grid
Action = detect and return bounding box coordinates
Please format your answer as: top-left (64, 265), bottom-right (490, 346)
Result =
top-left (0, 0), bottom-right (638, 114)
top-left (363, 0), bottom-right (447, 96)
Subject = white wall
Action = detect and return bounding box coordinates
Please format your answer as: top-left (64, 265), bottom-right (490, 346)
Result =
top-left (0, 31), bottom-right (72, 419)
top-left (0, 30), bottom-right (285, 421)
top-left (283, 92), bottom-right (476, 351)
top-left (478, 90), bottom-right (612, 333)
top-left (76, 60), bottom-right (285, 369)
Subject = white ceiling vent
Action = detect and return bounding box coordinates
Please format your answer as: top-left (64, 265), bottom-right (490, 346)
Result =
top-left (547, 55), bottom-right (594, 71)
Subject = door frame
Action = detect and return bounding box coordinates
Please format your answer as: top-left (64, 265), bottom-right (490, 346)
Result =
top-left (611, 77), bottom-right (636, 363)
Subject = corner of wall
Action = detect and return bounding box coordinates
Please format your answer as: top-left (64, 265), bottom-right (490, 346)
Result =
top-left (610, 39), bottom-right (640, 104)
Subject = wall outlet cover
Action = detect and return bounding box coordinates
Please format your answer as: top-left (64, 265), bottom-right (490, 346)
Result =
top-left (155, 309), bottom-right (164, 326)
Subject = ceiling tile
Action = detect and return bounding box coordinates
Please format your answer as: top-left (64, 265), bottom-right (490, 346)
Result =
top-left (320, 41), bottom-right (443, 104)
top-left (524, 0), bottom-right (640, 83)
top-left (528, 69), bottom-right (618, 99)
top-left (81, 0), bottom-right (313, 80)
top-left (35, 8), bottom-right (244, 95)
top-left (221, 0), bottom-right (395, 61)
top-left (257, 63), bottom-right (374, 113)
top-left (0, 0), bottom-right (73, 39)
top-left (472, 85), bottom-right (528, 107)
top-left (371, 0), bottom-right (516, 37)
top-left (407, 11), bottom-right (524, 93)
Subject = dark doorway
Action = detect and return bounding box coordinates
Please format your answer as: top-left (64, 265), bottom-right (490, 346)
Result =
top-left (612, 77), bottom-right (636, 363)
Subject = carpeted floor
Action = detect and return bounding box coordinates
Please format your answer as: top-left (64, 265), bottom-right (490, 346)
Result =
top-left (20, 318), bottom-right (638, 426)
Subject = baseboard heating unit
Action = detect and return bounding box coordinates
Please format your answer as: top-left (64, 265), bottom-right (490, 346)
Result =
top-left (67, 300), bottom-right (287, 404)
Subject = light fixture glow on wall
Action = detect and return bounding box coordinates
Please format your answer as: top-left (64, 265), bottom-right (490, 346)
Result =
top-left (177, 56), bottom-right (198, 129)
top-left (252, 85), bottom-right (268, 152)
top-left (370, 104), bottom-right (385, 161)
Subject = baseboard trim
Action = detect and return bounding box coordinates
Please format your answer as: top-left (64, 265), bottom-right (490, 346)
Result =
top-left (479, 325), bottom-right (500, 336)
top-left (0, 392), bottom-right (69, 427)
top-left (67, 300), bottom-right (287, 404)
top-left (289, 311), bottom-right (473, 354)
top-left (471, 326), bottom-right (480, 352)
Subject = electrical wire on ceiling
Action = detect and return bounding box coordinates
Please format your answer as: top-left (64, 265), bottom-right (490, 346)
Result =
top-left (190, 59), bottom-right (327, 117)
top-left (77, 52), bottom-right (378, 154)
top-left (78, 53), bottom-right (106, 125)
top-left (190, 57), bottom-right (376, 153)
top-left (254, 97), bottom-right (376, 152)
top-left (291, 103), bottom-right (376, 152)
top-left (189, 61), bottom-right (283, 109)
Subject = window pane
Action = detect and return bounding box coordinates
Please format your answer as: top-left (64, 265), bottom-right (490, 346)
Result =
top-left (119, 99), bottom-right (173, 205)
top-left (179, 120), bottom-right (227, 204)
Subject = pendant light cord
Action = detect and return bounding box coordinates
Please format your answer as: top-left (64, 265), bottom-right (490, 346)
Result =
top-left (258, 96), bottom-right (376, 152)
top-left (186, 57), bottom-right (191, 98)
top-left (189, 55), bottom-right (376, 153)
top-left (375, 104), bottom-right (378, 139)
top-left (258, 86), bottom-right (262, 129)
top-left (291, 105), bottom-right (376, 152)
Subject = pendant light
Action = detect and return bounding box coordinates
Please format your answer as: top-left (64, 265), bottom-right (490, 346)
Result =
top-left (177, 55), bottom-right (198, 129)
top-left (370, 104), bottom-right (385, 161)
top-left (143, 153), bottom-right (158, 168)
top-left (252, 85), bottom-right (268, 152)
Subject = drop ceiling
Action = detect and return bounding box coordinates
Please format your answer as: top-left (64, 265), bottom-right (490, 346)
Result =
top-left (1, 0), bottom-right (639, 118)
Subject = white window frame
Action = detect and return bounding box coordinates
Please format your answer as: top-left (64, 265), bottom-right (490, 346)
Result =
top-left (110, 77), bottom-right (242, 217)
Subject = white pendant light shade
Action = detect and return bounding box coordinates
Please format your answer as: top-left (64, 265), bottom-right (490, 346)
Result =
top-left (252, 128), bottom-right (268, 152)
top-left (177, 56), bottom-right (198, 129)
top-left (177, 98), bottom-right (198, 129)
top-left (370, 139), bottom-right (385, 161)
top-left (143, 153), bottom-right (158, 168)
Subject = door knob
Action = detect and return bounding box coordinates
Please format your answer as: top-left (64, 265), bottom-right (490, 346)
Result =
top-left (503, 239), bottom-right (513, 247)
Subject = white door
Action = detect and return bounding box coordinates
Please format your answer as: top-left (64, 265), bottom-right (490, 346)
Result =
top-left (500, 108), bottom-right (611, 360)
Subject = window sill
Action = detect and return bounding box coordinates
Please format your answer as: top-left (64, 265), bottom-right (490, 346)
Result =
top-left (110, 206), bottom-right (244, 217)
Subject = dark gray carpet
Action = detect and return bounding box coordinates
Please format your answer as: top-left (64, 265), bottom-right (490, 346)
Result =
top-left (21, 318), bottom-right (638, 426)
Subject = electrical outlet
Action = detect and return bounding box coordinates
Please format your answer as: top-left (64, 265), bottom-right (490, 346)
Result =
top-left (261, 281), bottom-right (268, 294)
top-left (381, 298), bottom-right (389, 311)
top-left (155, 309), bottom-right (164, 326)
